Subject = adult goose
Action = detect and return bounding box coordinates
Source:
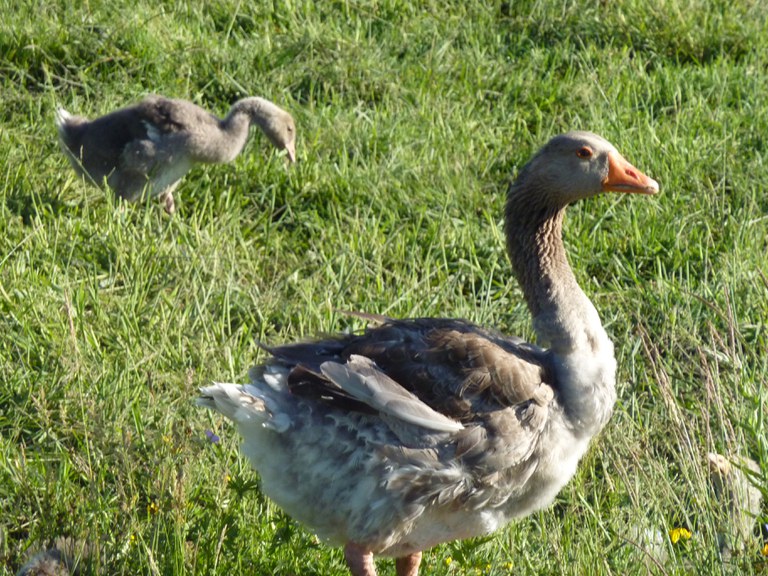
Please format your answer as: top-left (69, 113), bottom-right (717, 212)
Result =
top-left (198, 131), bottom-right (659, 575)
top-left (55, 96), bottom-right (296, 213)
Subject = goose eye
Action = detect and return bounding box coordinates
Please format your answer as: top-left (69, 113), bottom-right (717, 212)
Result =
top-left (576, 146), bottom-right (593, 159)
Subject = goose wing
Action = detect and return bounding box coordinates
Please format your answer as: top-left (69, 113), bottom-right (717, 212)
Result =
top-left (268, 318), bottom-right (556, 466)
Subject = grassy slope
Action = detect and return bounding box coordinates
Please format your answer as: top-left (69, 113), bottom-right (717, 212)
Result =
top-left (1, 0), bottom-right (767, 574)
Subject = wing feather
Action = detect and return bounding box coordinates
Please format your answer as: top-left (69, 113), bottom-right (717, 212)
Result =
top-left (269, 318), bottom-right (556, 477)
top-left (320, 355), bottom-right (464, 433)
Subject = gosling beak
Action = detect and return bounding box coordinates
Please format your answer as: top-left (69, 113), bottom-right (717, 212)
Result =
top-left (285, 142), bottom-right (296, 164)
top-left (602, 151), bottom-right (659, 194)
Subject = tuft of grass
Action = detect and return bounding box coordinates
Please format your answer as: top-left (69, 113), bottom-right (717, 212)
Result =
top-left (1, 0), bottom-right (767, 574)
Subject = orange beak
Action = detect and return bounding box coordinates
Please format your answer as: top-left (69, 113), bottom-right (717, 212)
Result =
top-left (602, 151), bottom-right (659, 194)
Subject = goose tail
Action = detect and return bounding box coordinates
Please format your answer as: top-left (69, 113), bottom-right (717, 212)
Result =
top-left (54, 107), bottom-right (73, 131)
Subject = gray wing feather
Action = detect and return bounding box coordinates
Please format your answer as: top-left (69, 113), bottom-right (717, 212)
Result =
top-left (320, 355), bottom-right (464, 433)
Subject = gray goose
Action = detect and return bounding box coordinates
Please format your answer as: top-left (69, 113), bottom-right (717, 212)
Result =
top-left (198, 131), bottom-right (659, 576)
top-left (16, 549), bottom-right (75, 576)
top-left (55, 96), bottom-right (296, 213)
top-left (708, 452), bottom-right (763, 561)
top-left (15, 538), bottom-right (86, 576)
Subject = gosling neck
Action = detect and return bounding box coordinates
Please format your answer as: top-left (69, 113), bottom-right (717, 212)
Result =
top-left (215, 99), bottom-right (271, 162)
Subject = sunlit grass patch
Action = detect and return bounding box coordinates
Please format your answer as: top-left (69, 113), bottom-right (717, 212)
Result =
top-left (1, 0), bottom-right (767, 574)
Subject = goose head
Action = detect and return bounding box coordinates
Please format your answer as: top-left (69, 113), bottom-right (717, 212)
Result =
top-left (504, 131), bottom-right (660, 328)
top-left (509, 131), bottom-right (659, 211)
top-left (261, 108), bottom-right (297, 163)
top-left (245, 97), bottom-right (297, 163)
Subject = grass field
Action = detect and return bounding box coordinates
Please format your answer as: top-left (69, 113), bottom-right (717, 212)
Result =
top-left (1, 0), bottom-right (767, 574)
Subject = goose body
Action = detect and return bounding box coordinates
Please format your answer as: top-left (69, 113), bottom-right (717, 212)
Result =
top-left (198, 131), bottom-right (659, 575)
top-left (55, 95), bottom-right (296, 213)
top-left (16, 549), bottom-right (77, 576)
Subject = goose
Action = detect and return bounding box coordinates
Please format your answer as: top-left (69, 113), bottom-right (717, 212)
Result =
top-left (55, 95), bottom-right (296, 213)
top-left (198, 131), bottom-right (659, 575)
top-left (708, 452), bottom-right (763, 561)
top-left (16, 549), bottom-right (74, 576)
top-left (15, 540), bottom-right (84, 576)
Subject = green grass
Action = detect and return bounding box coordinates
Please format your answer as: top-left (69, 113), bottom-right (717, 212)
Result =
top-left (1, 0), bottom-right (767, 574)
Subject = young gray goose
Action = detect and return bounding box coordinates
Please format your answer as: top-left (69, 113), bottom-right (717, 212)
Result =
top-left (15, 539), bottom-right (86, 576)
top-left (55, 95), bottom-right (296, 213)
top-left (16, 549), bottom-right (75, 576)
top-left (198, 131), bottom-right (659, 576)
top-left (708, 452), bottom-right (763, 561)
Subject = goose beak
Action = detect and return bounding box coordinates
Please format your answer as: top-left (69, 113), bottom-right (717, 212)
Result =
top-left (285, 143), bottom-right (296, 164)
top-left (602, 151), bottom-right (659, 194)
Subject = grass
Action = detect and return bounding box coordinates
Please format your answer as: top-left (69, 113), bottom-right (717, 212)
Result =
top-left (1, 0), bottom-right (767, 574)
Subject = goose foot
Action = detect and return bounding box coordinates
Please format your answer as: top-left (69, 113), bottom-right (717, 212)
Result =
top-left (344, 542), bottom-right (376, 576)
top-left (395, 552), bottom-right (422, 576)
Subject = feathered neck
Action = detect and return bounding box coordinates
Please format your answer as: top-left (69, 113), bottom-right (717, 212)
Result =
top-left (504, 176), bottom-right (616, 434)
top-left (201, 99), bottom-right (271, 162)
top-left (506, 179), bottom-right (606, 352)
top-left (226, 97), bottom-right (279, 132)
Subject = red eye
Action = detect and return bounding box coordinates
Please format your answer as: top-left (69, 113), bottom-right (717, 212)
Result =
top-left (576, 146), bottom-right (593, 159)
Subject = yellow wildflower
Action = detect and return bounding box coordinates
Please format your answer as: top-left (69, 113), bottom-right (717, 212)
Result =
top-left (761, 542), bottom-right (768, 557)
top-left (147, 501), bottom-right (160, 515)
top-left (444, 557), bottom-right (453, 567)
top-left (669, 527), bottom-right (692, 544)
top-left (503, 562), bottom-right (514, 570)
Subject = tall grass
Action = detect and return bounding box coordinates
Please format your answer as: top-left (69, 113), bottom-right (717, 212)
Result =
top-left (1, 0), bottom-right (766, 574)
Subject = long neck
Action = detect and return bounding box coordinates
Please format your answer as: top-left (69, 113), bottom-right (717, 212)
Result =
top-left (505, 182), bottom-right (616, 435)
top-left (212, 100), bottom-right (265, 162)
top-left (232, 97), bottom-right (280, 130)
top-left (506, 191), bottom-right (604, 352)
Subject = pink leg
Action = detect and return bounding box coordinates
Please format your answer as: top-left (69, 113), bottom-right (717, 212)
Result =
top-left (395, 552), bottom-right (422, 576)
top-left (344, 542), bottom-right (377, 576)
